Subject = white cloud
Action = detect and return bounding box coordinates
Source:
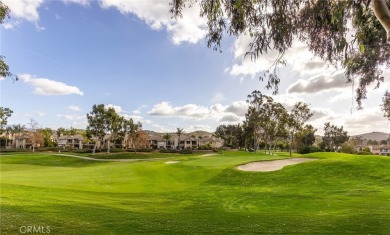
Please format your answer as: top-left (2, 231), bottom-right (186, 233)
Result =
top-left (344, 107), bottom-right (389, 131)
top-left (228, 35), bottom-right (333, 80)
top-left (147, 102), bottom-right (210, 119)
top-left (133, 109), bottom-right (141, 115)
top-left (132, 104), bottom-right (148, 115)
top-left (57, 114), bottom-right (85, 121)
top-left (32, 111), bottom-right (45, 117)
top-left (225, 101), bottom-right (248, 116)
top-left (210, 93), bottom-right (226, 103)
top-left (99, 0), bottom-right (206, 44)
top-left (67, 105), bottom-right (81, 111)
top-left (2, 0), bottom-right (44, 29)
top-left (287, 70), bottom-right (347, 94)
top-left (306, 106), bottom-right (389, 136)
top-left (3, 0), bottom-right (206, 44)
top-left (150, 123), bottom-right (172, 133)
top-left (106, 104), bottom-right (123, 113)
top-left (63, 0), bottom-right (91, 6)
top-left (329, 92), bottom-right (353, 103)
top-left (219, 114), bottom-right (241, 123)
top-left (147, 100), bottom-right (248, 124)
top-left (19, 74), bottom-right (84, 96)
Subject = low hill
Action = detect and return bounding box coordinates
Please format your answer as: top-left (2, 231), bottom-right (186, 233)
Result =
top-left (352, 132), bottom-right (389, 142)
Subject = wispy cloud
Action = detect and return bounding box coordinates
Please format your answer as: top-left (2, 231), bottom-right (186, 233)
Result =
top-left (2, 0), bottom-right (44, 29)
top-left (26, 49), bottom-right (66, 67)
top-left (63, 0), bottom-right (91, 6)
top-left (287, 70), bottom-right (347, 94)
top-left (20, 74), bottom-right (84, 96)
top-left (57, 114), bottom-right (86, 121)
top-left (99, 0), bottom-right (206, 44)
top-left (147, 101), bottom-right (248, 123)
top-left (67, 105), bottom-right (81, 111)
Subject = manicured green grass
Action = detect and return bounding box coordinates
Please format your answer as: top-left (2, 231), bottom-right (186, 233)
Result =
top-left (1, 151), bottom-right (390, 234)
top-left (85, 152), bottom-right (198, 160)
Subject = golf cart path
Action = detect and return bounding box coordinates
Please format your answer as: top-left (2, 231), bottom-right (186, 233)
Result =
top-left (54, 154), bottom-right (164, 162)
top-left (237, 158), bottom-right (317, 172)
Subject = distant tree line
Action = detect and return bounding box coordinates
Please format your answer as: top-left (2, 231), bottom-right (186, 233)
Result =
top-left (214, 91), bottom-right (352, 155)
top-left (86, 104), bottom-right (148, 155)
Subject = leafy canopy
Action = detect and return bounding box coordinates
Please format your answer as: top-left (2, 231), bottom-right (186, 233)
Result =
top-left (170, 0), bottom-right (390, 108)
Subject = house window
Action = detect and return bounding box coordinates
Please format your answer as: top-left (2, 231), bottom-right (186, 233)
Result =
top-left (186, 141), bottom-right (190, 144)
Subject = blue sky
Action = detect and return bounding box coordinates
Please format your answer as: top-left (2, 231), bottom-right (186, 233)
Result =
top-left (1, 0), bottom-right (389, 135)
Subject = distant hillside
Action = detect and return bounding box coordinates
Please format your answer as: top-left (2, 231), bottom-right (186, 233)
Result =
top-left (144, 130), bottom-right (214, 137)
top-left (352, 132), bottom-right (389, 142)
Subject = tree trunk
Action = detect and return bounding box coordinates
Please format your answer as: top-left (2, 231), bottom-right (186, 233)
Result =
top-left (93, 142), bottom-right (97, 155)
top-left (372, 0), bottom-right (390, 42)
top-left (107, 140), bottom-right (110, 154)
top-left (289, 134), bottom-right (294, 157)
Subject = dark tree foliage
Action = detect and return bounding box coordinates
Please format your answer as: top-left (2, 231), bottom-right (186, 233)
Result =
top-left (321, 122), bottom-right (349, 151)
top-left (295, 124), bottom-right (317, 150)
top-left (215, 124), bottom-right (245, 148)
top-left (0, 1), bottom-right (17, 81)
top-left (381, 90), bottom-right (390, 120)
top-left (0, 107), bottom-right (13, 134)
top-left (170, 0), bottom-right (390, 108)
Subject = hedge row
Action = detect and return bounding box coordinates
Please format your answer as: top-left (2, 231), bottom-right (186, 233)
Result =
top-left (159, 149), bottom-right (193, 154)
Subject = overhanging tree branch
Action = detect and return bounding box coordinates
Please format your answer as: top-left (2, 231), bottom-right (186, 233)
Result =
top-left (372, 0), bottom-right (390, 42)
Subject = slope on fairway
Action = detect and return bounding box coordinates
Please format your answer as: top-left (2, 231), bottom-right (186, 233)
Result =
top-left (1, 152), bottom-right (390, 234)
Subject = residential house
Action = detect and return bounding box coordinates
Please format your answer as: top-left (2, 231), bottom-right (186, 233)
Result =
top-left (380, 146), bottom-right (390, 156)
top-left (146, 133), bottom-right (168, 149)
top-left (57, 134), bottom-right (84, 149)
top-left (354, 145), bottom-right (365, 152)
top-left (368, 145), bottom-right (381, 155)
top-left (146, 131), bottom-right (224, 150)
top-left (14, 134), bottom-right (32, 149)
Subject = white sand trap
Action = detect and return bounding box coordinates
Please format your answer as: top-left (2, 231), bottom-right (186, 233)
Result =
top-left (165, 161), bottom-right (180, 164)
top-left (202, 153), bottom-right (217, 157)
top-left (237, 158), bottom-right (317, 172)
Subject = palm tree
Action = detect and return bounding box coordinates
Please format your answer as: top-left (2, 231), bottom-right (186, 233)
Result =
top-left (176, 128), bottom-right (183, 150)
top-left (4, 126), bottom-right (12, 147)
top-left (14, 124), bottom-right (26, 137)
top-left (162, 133), bottom-right (171, 149)
top-left (13, 124), bottom-right (26, 148)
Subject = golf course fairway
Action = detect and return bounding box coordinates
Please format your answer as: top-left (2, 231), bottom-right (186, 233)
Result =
top-left (1, 151), bottom-right (389, 234)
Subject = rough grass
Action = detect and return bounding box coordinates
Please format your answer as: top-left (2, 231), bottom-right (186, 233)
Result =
top-left (86, 152), bottom-right (190, 159)
top-left (1, 151), bottom-right (390, 234)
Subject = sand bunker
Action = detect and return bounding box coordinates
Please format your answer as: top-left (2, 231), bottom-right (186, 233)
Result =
top-left (202, 153), bottom-right (217, 157)
top-left (237, 158), bottom-right (317, 172)
top-left (165, 161), bottom-right (180, 164)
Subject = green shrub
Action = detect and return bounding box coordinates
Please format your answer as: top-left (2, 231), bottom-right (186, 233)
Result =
top-left (179, 149), bottom-right (193, 154)
top-left (356, 151), bottom-right (373, 155)
top-left (34, 147), bottom-right (62, 152)
top-left (298, 146), bottom-right (322, 154)
top-left (108, 148), bottom-right (124, 153)
top-left (159, 149), bottom-right (179, 153)
top-left (125, 148), bottom-right (154, 152)
top-left (0, 148), bottom-right (30, 153)
top-left (72, 149), bottom-right (93, 153)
